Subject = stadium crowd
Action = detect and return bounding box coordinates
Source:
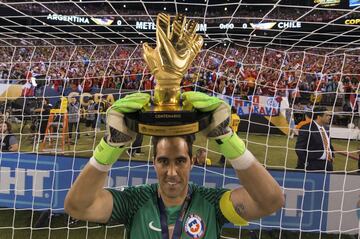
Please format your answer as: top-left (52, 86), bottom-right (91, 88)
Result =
top-left (0, 44), bottom-right (358, 107)
top-left (0, 1), bottom-right (359, 140)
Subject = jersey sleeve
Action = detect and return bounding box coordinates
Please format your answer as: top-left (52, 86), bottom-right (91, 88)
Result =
top-left (196, 186), bottom-right (230, 226)
top-left (9, 135), bottom-right (18, 146)
top-left (107, 184), bottom-right (154, 227)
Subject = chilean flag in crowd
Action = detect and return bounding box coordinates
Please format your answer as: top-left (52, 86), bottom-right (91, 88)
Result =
top-left (225, 58), bottom-right (236, 67)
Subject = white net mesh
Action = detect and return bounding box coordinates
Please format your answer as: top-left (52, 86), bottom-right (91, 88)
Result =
top-left (0, 1), bottom-right (359, 239)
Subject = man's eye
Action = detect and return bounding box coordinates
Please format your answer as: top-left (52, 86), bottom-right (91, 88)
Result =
top-left (176, 159), bottom-right (186, 164)
top-left (158, 159), bottom-right (168, 164)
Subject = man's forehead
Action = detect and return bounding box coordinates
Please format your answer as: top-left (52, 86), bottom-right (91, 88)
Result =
top-left (156, 137), bottom-right (189, 157)
top-left (157, 137), bottom-right (187, 147)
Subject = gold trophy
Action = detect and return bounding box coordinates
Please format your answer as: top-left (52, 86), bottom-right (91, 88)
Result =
top-left (124, 13), bottom-right (211, 136)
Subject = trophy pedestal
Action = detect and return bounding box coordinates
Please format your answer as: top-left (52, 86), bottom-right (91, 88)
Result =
top-left (124, 105), bottom-right (212, 136)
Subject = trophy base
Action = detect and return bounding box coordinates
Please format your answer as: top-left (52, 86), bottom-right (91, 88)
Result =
top-left (124, 107), bottom-right (212, 136)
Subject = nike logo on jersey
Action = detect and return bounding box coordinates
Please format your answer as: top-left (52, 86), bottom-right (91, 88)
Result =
top-left (148, 221), bottom-right (161, 232)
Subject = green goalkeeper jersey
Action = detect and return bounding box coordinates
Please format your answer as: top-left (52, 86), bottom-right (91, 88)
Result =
top-left (108, 183), bottom-right (229, 239)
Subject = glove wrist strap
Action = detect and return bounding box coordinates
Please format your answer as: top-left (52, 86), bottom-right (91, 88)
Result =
top-left (93, 138), bottom-right (125, 166)
top-left (89, 157), bottom-right (112, 172)
top-left (229, 150), bottom-right (256, 171)
top-left (216, 133), bottom-right (246, 159)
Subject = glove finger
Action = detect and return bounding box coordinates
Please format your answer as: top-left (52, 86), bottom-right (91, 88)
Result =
top-left (106, 110), bottom-right (136, 146)
top-left (194, 100), bottom-right (222, 112)
top-left (182, 91), bottom-right (209, 100)
top-left (156, 13), bottom-right (173, 60)
top-left (125, 93), bottom-right (150, 108)
top-left (143, 43), bottom-right (157, 71)
top-left (170, 14), bottom-right (186, 46)
top-left (158, 27), bottom-right (177, 65)
top-left (182, 91), bottom-right (209, 110)
top-left (191, 34), bottom-right (204, 55)
top-left (184, 19), bottom-right (197, 43)
top-left (202, 103), bottom-right (231, 138)
top-left (157, 13), bottom-right (171, 40)
top-left (125, 92), bottom-right (151, 101)
top-left (111, 102), bottom-right (144, 113)
top-left (112, 93), bottom-right (150, 113)
top-left (184, 34), bottom-right (203, 67)
top-left (156, 13), bottom-right (174, 64)
top-left (207, 104), bottom-right (231, 137)
top-left (182, 92), bottom-right (222, 112)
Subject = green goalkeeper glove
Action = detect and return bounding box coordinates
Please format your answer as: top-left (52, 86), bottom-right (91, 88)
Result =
top-left (93, 93), bottom-right (151, 165)
top-left (182, 91), bottom-right (246, 159)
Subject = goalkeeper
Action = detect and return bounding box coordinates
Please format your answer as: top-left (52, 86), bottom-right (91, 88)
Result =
top-left (65, 91), bottom-right (284, 239)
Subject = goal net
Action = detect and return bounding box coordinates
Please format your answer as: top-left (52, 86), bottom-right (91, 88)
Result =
top-left (0, 0), bottom-right (359, 239)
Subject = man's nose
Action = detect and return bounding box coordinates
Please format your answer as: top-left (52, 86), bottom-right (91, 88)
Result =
top-left (166, 163), bottom-right (178, 177)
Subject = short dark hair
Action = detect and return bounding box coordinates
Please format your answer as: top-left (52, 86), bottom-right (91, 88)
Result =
top-left (43, 98), bottom-right (49, 104)
top-left (231, 107), bottom-right (237, 114)
top-left (152, 134), bottom-right (195, 159)
top-left (312, 106), bottom-right (328, 120)
top-left (305, 111), bottom-right (313, 119)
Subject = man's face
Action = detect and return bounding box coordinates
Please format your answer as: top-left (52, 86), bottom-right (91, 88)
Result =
top-left (154, 137), bottom-right (193, 199)
top-left (319, 112), bottom-right (331, 125)
top-left (0, 123), bottom-right (7, 134)
top-left (194, 149), bottom-right (207, 165)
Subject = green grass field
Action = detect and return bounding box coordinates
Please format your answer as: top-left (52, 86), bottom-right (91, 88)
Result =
top-left (0, 209), bottom-right (357, 239)
top-left (1, 123), bottom-right (358, 239)
top-left (17, 123), bottom-right (359, 172)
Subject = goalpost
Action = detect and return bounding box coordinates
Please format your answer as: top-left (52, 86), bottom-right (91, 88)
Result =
top-left (0, 1), bottom-right (359, 239)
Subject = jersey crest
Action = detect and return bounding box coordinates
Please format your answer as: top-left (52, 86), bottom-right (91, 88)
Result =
top-left (184, 214), bottom-right (205, 238)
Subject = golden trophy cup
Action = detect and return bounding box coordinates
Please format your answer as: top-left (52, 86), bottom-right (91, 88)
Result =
top-left (124, 13), bottom-right (212, 136)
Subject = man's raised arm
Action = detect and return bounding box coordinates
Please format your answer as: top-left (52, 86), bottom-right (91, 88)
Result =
top-left (182, 91), bottom-right (284, 224)
top-left (65, 93), bottom-right (151, 223)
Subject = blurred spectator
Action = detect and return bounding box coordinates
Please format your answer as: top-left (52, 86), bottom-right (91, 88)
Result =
top-left (295, 111), bottom-right (312, 136)
top-left (81, 75), bottom-right (93, 93)
top-left (84, 98), bottom-right (96, 136)
top-left (34, 98), bottom-right (52, 141)
top-left (303, 103), bottom-right (312, 113)
top-left (295, 106), bottom-right (334, 171)
top-left (95, 97), bottom-right (109, 130)
top-left (68, 97), bottom-right (81, 143)
top-left (230, 107), bottom-right (240, 133)
top-left (21, 73), bottom-right (36, 97)
top-left (193, 148), bottom-right (212, 166)
top-left (0, 121), bottom-right (18, 152)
